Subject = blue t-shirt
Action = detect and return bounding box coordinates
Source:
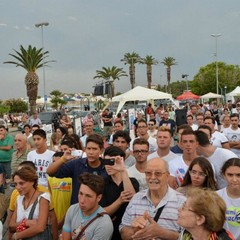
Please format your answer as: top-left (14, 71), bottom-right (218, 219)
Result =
top-left (54, 158), bottom-right (108, 204)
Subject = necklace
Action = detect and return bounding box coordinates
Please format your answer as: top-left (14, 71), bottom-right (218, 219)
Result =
top-left (24, 189), bottom-right (36, 210)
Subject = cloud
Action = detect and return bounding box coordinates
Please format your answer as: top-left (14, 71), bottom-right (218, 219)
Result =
top-left (14, 25), bottom-right (19, 30)
top-left (68, 16), bottom-right (78, 22)
top-left (0, 23), bottom-right (7, 27)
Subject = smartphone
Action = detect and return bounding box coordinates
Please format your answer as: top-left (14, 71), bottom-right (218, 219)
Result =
top-left (102, 158), bottom-right (115, 166)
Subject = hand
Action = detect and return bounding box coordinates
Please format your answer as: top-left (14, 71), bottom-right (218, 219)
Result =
top-left (111, 156), bottom-right (125, 172)
top-left (131, 211), bottom-right (149, 229)
top-left (119, 190), bottom-right (134, 203)
top-left (132, 213), bottom-right (160, 240)
top-left (62, 149), bottom-right (74, 162)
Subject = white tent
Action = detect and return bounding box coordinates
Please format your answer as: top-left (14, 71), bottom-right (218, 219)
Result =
top-left (111, 86), bottom-right (174, 114)
top-left (36, 97), bottom-right (52, 104)
top-left (200, 92), bottom-right (223, 99)
top-left (226, 86), bottom-right (240, 102)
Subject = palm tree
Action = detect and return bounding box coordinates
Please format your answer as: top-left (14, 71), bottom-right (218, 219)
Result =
top-left (161, 57), bottom-right (177, 93)
top-left (93, 66), bottom-right (127, 98)
top-left (121, 52), bottom-right (141, 89)
top-left (140, 55), bottom-right (158, 89)
top-left (4, 45), bottom-right (54, 114)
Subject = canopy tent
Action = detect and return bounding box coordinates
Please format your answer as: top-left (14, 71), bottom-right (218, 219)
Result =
top-left (226, 86), bottom-right (240, 102)
top-left (200, 92), bottom-right (223, 99)
top-left (176, 91), bottom-right (200, 101)
top-left (111, 86), bottom-right (174, 114)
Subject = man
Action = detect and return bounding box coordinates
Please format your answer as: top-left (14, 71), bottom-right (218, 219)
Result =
top-left (168, 129), bottom-right (199, 188)
top-left (99, 146), bottom-right (139, 240)
top-left (147, 127), bottom-right (177, 162)
top-left (159, 111), bottom-right (176, 138)
top-left (27, 129), bottom-right (55, 188)
top-left (130, 119), bottom-right (157, 154)
top-left (204, 116), bottom-right (230, 149)
top-left (195, 112), bottom-right (205, 126)
top-left (147, 119), bottom-right (158, 139)
top-left (28, 112), bottom-right (42, 127)
top-left (23, 124), bottom-right (32, 139)
top-left (108, 120), bottom-right (124, 145)
top-left (128, 138), bottom-right (149, 191)
top-left (11, 134), bottom-right (29, 174)
top-left (47, 134), bottom-right (108, 204)
top-left (101, 108), bottom-right (113, 141)
top-left (119, 158), bottom-right (186, 240)
top-left (187, 104), bottom-right (198, 122)
top-left (133, 112), bottom-right (144, 137)
top-left (170, 124), bottom-right (192, 155)
top-left (61, 172), bottom-right (113, 240)
top-left (27, 124), bottom-right (40, 150)
top-left (80, 120), bottom-right (94, 149)
top-left (196, 128), bottom-right (237, 189)
top-left (0, 125), bottom-right (14, 180)
top-left (223, 113), bottom-right (240, 157)
top-left (112, 130), bottom-right (135, 168)
top-left (186, 114), bottom-right (198, 130)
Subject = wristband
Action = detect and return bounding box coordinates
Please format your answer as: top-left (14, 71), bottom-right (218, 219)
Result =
top-left (60, 156), bottom-right (66, 164)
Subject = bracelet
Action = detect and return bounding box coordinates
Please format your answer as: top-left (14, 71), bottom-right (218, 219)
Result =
top-left (13, 232), bottom-right (17, 240)
top-left (60, 156), bottom-right (66, 164)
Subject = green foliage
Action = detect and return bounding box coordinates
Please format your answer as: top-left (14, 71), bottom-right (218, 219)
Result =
top-left (4, 99), bottom-right (28, 113)
top-left (50, 90), bottom-right (67, 110)
top-left (0, 105), bottom-right (10, 117)
top-left (191, 62), bottom-right (240, 95)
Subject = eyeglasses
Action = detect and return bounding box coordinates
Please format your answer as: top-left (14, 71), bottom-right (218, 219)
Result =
top-left (189, 170), bottom-right (207, 178)
top-left (180, 201), bottom-right (196, 213)
top-left (133, 150), bottom-right (148, 154)
top-left (144, 171), bottom-right (166, 177)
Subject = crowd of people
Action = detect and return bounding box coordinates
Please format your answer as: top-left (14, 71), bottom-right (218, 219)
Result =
top-left (0, 100), bottom-right (239, 240)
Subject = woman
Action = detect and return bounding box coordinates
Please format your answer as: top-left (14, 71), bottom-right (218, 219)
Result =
top-left (55, 126), bottom-right (67, 142)
top-left (178, 188), bottom-right (234, 240)
top-left (220, 115), bottom-right (231, 132)
top-left (177, 157), bottom-right (217, 196)
top-left (9, 166), bottom-right (51, 239)
top-left (59, 114), bottom-right (72, 129)
top-left (217, 158), bottom-right (240, 240)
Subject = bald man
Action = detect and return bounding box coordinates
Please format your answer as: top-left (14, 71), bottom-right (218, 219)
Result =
top-left (11, 134), bottom-right (29, 174)
top-left (120, 158), bottom-right (186, 240)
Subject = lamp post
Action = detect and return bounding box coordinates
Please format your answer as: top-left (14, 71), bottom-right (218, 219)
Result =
top-left (211, 33), bottom-right (221, 95)
top-left (224, 85), bottom-right (227, 104)
top-left (35, 22), bottom-right (49, 110)
top-left (182, 74), bottom-right (189, 91)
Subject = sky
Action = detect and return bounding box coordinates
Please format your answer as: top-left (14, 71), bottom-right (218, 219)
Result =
top-left (0, 0), bottom-right (240, 99)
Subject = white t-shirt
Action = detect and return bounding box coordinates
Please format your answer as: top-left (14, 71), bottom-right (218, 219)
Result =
top-left (27, 149), bottom-right (55, 188)
top-left (223, 127), bottom-right (240, 157)
top-left (206, 148), bottom-right (237, 189)
top-left (16, 192), bottom-right (50, 222)
top-left (147, 129), bottom-right (158, 139)
top-left (217, 188), bottom-right (240, 240)
top-left (169, 156), bottom-right (189, 186)
top-left (130, 136), bottom-right (157, 153)
top-left (147, 150), bottom-right (178, 162)
top-left (211, 131), bottom-right (229, 148)
top-left (127, 165), bottom-right (147, 191)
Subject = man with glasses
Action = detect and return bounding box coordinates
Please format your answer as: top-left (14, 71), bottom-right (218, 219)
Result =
top-left (120, 158), bottom-right (185, 240)
top-left (148, 127), bottom-right (177, 162)
top-left (128, 138), bottom-right (149, 190)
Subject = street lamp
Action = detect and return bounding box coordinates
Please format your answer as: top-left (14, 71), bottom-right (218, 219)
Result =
top-left (35, 22), bottom-right (49, 110)
top-left (211, 33), bottom-right (222, 95)
top-left (224, 85), bottom-right (227, 104)
top-left (182, 74), bottom-right (189, 91)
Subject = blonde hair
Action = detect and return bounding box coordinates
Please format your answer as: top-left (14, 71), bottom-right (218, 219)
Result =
top-left (187, 188), bottom-right (226, 232)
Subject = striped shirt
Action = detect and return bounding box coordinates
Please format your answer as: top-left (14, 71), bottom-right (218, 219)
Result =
top-left (119, 187), bottom-right (185, 238)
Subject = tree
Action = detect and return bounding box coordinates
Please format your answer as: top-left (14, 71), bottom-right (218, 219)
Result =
top-left (4, 98), bottom-right (28, 113)
top-left (191, 62), bottom-right (240, 95)
top-left (4, 45), bottom-right (55, 114)
top-left (50, 90), bottom-right (67, 110)
top-left (93, 66), bottom-right (127, 98)
top-left (140, 55), bottom-right (158, 88)
top-left (161, 57), bottom-right (177, 93)
top-left (121, 52), bottom-right (141, 89)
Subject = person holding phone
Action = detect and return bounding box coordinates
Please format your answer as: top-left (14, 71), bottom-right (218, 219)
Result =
top-left (100, 146), bottom-right (139, 240)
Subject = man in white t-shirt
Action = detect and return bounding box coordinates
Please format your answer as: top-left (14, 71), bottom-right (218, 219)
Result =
top-left (128, 138), bottom-right (149, 191)
top-left (147, 126), bottom-right (177, 162)
top-left (204, 116), bottom-right (230, 149)
top-left (223, 113), bottom-right (240, 157)
top-left (27, 129), bottom-right (55, 188)
top-left (80, 120), bottom-right (94, 149)
top-left (196, 128), bottom-right (237, 189)
top-left (168, 129), bottom-right (199, 189)
top-left (28, 112), bottom-right (42, 127)
top-left (130, 119), bottom-right (157, 154)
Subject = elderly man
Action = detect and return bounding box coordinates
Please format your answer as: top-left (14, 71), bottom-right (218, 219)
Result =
top-left (11, 134), bottom-right (29, 174)
top-left (28, 112), bottom-right (42, 127)
top-left (120, 158), bottom-right (185, 240)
